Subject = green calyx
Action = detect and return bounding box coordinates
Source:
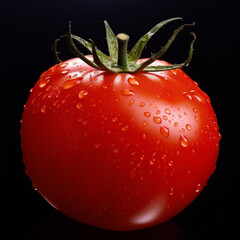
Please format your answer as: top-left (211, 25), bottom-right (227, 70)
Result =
top-left (53, 17), bottom-right (196, 73)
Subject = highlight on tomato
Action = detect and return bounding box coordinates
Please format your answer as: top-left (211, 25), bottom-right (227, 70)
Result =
top-left (21, 17), bottom-right (221, 231)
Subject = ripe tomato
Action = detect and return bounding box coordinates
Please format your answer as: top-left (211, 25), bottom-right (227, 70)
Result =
top-left (21, 19), bottom-right (220, 231)
top-left (21, 57), bottom-right (220, 230)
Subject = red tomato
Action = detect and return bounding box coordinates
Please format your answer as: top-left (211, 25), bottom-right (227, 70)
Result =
top-left (21, 56), bottom-right (220, 231)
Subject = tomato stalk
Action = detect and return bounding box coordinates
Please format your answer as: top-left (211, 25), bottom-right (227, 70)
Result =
top-left (52, 18), bottom-right (196, 73)
top-left (116, 33), bottom-right (129, 70)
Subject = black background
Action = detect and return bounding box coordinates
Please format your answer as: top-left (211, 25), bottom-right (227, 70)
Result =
top-left (1, 0), bottom-right (239, 239)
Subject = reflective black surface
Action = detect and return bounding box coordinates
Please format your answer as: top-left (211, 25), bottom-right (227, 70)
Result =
top-left (1, 0), bottom-right (238, 239)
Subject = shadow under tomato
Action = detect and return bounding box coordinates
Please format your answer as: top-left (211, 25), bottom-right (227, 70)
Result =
top-left (36, 210), bottom-right (186, 240)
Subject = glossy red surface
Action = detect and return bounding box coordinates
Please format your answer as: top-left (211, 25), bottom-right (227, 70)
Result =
top-left (21, 57), bottom-right (220, 231)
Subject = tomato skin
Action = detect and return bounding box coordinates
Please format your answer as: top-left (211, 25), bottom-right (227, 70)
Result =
top-left (21, 56), bottom-right (220, 231)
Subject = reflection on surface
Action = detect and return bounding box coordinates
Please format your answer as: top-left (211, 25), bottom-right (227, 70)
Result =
top-left (36, 210), bottom-right (186, 240)
top-left (130, 194), bottom-right (166, 225)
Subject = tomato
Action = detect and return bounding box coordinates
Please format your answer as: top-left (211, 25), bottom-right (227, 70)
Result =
top-left (21, 19), bottom-right (220, 231)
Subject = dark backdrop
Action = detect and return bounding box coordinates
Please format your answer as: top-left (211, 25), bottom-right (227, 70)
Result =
top-left (1, 0), bottom-right (239, 239)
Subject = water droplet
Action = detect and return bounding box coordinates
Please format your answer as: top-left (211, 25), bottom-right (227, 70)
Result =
top-left (39, 80), bottom-right (48, 88)
top-left (150, 159), bottom-right (155, 165)
top-left (121, 89), bottom-right (135, 96)
top-left (61, 70), bottom-right (69, 74)
top-left (142, 133), bottom-right (147, 139)
top-left (122, 125), bottom-right (128, 131)
top-left (128, 99), bottom-right (135, 105)
top-left (142, 121), bottom-right (148, 126)
top-left (153, 116), bottom-right (162, 124)
top-left (63, 80), bottom-right (77, 89)
top-left (60, 62), bottom-right (69, 68)
top-left (218, 132), bottom-right (222, 140)
top-left (112, 117), bottom-right (118, 122)
top-left (186, 124), bottom-right (192, 131)
top-left (78, 90), bottom-right (88, 99)
top-left (195, 183), bottom-right (202, 193)
top-left (166, 203), bottom-right (171, 209)
top-left (193, 108), bottom-right (197, 113)
top-left (174, 122), bottom-right (179, 127)
top-left (156, 110), bottom-right (161, 114)
top-left (45, 85), bottom-right (52, 92)
top-left (76, 103), bottom-right (83, 109)
top-left (41, 105), bottom-right (46, 113)
top-left (95, 143), bottom-right (101, 149)
top-left (182, 92), bottom-right (192, 101)
top-left (180, 134), bottom-right (188, 147)
top-left (168, 160), bottom-right (174, 167)
top-left (128, 77), bottom-right (139, 86)
top-left (165, 108), bottom-right (171, 115)
top-left (169, 188), bottom-right (174, 195)
top-left (144, 112), bottom-right (151, 117)
top-left (139, 102), bottom-right (145, 107)
top-left (66, 75), bottom-right (72, 81)
top-left (114, 148), bottom-right (119, 154)
top-left (162, 154), bottom-right (167, 160)
top-left (190, 90), bottom-right (206, 104)
top-left (160, 126), bottom-right (169, 137)
top-left (31, 98), bottom-right (36, 104)
top-left (163, 115), bottom-right (168, 121)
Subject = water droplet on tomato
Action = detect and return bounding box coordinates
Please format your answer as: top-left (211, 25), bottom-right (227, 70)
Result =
top-left (41, 105), bottom-right (46, 113)
top-left (142, 121), bottom-right (148, 126)
top-left (182, 92), bottom-right (192, 101)
top-left (186, 124), bottom-right (192, 131)
top-left (122, 125), bottom-right (128, 131)
top-left (168, 160), bottom-right (174, 167)
top-left (114, 148), bottom-right (119, 154)
top-left (95, 143), bottom-right (101, 149)
top-left (165, 108), bottom-right (171, 115)
top-left (112, 117), bottom-right (118, 122)
top-left (61, 70), bottom-right (69, 74)
top-left (76, 103), bottom-right (83, 109)
top-left (153, 116), bottom-right (162, 124)
top-left (160, 126), bottom-right (169, 137)
top-left (60, 62), bottom-right (69, 68)
top-left (144, 112), bottom-right (151, 117)
top-left (195, 183), bottom-right (202, 193)
top-left (218, 132), bottom-right (222, 140)
top-left (142, 133), bottom-right (147, 139)
top-left (121, 89), bottom-right (135, 96)
top-left (63, 80), bottom-right (76, 89)
top-left (190, 90), bottom-right (206, 104)
top-left (163, 115), bottom-right (168, 121)
top-left (128, 77), bottom-right (139, 86)
top-left (78, 90), bottom-right (88, 99)
top-left (169, 188), bottom-right (174, 195)
top-left (150, 159), bottom-right (155, 165)
top-left (31, 98), bottom-right (36, 104)
top-left (39, 80), bottom-right (48, 88)
top-left (128, 99), bottom-right (135, 105)
top-left (174, 122), bottom-right (179, 127)
top-left (179, 134), bottom-right (188, 147)
top-left (139, 102), bottom-right (145, 107)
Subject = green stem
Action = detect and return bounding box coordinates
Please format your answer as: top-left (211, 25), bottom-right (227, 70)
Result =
top-left (116, 33), bottom-right (129, 69)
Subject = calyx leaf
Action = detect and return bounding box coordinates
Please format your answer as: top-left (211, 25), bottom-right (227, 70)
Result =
top-left (53, 18), bottom-right (196, 73)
